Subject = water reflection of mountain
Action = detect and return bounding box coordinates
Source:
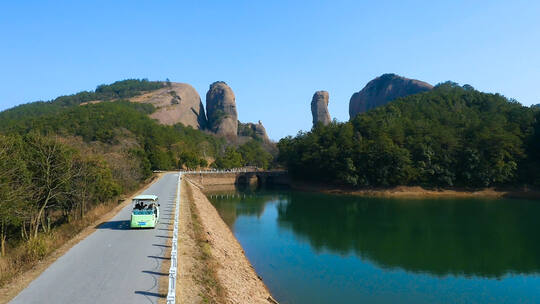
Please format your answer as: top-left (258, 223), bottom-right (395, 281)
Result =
top-left (276, 192), bottom-right (540, 278)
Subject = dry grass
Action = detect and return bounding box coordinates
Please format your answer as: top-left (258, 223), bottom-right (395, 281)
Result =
top-left (185, 182), bottom-right (225, 303)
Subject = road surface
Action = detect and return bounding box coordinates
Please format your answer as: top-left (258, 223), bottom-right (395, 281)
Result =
top-left (10, 173), bottom-right (178, 304)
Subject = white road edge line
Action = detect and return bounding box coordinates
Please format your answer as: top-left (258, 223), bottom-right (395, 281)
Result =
top-left (167, 172), bottom-right (181, 304)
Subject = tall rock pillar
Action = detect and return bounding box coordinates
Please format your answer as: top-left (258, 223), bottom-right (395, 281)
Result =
top-left (206, 81), bottom-right (238, 139)
top-left (311, 90), bottom-right (331, 127)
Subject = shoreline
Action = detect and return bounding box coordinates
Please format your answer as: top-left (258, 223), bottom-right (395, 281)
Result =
top-left (178, 176), bottom-right (277, 304)
top-left (290, 181), bottom-right (540, 200)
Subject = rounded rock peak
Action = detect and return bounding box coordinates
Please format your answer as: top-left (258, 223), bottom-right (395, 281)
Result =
top-left (312, 91), bottom-right (330, 105)
top-left (207, 81), bottom-right (236, 103)
top-left (134, 82), bottom-right (207, 129)
top-left (349, 74), bottom-right (433, 119)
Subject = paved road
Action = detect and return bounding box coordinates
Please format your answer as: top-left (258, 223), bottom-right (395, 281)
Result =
top-left (10, 173), bottom-right (178, 304)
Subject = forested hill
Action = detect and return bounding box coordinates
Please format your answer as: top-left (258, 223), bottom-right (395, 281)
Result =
top-left (278, 82), bottom-right (540, 188)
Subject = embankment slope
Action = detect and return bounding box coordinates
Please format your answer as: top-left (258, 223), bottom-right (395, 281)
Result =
top-left (178, 178), bottom-right (275, 304)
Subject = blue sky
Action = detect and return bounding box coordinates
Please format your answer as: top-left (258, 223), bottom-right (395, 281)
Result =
top-left (1, 1), bottom-right (539, 140)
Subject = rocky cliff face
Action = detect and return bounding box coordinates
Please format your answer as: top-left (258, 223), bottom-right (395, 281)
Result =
top-left (129, 83), bottom-right (207, 129)
top-left (238, 121), bottom-right (270, 142)
top-left (311, 91), bottom-right (331, 127)
top-left (349, 74), bottom-right (433, 119)
top-left (206, 81), bottom-right (238, 139)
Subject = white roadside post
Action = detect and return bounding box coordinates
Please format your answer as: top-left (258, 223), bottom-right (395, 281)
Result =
top-left (167, 172), bottom-right (181, 304)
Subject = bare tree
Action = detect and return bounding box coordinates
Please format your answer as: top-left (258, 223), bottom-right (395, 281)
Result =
top-left (25, 135), bottom-right (80, 238)
top-left (0, 136), bottom-right (29, 256)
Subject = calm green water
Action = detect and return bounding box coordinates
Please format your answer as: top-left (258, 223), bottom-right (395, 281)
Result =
top-left (208, 189), bottom-right (540, 304)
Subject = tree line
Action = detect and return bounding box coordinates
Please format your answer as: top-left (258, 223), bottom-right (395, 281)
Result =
top-left (0, 133), bottom-right (119, 257)
top-left (278, 82), bottom-right (540, 188)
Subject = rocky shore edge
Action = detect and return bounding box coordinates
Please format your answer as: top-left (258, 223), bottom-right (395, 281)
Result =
top-left (291, 181), bottom-right (540, 200)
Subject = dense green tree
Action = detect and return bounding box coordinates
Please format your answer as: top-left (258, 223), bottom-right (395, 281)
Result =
top-left (213, 147), bottom-right (244, 169)
top-left (522, 111), bottom-right (540, 185)
top-left (178, 151), bottom-right (207, 169)
top-left (238, 140), bottom-right (273, 169)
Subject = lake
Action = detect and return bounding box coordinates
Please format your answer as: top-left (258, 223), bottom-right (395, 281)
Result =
top-left (208, 189), bottom-right (540, 304)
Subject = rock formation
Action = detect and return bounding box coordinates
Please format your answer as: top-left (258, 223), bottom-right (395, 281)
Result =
top-left (349, 74), bottom-right (433, 119)
top-left (311, 91), bottom-right (331, 127)
top-left (238, 120), bottom-right (270, 142)
top-left (129, 82), bottom-right (207, 129)
top-left (206, 81), bottom-right (238, 139)
top-left (130, 80), bottom-right (271, 144)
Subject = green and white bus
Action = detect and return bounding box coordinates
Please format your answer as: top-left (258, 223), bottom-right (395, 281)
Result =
top-left (130, 195), bottom-right (160, 228)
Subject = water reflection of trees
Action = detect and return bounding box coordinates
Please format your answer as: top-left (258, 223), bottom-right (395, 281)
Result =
top-left (277, 192), bottom-right (540, 278)
top-left (208, 190), bottom-right (285, 227)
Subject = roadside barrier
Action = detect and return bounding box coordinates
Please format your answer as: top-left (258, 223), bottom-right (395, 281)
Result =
top-left (178, 168), bottom-right (287, 175)
top-left (167, 172), bottom-right (181, 304)
top-left (180, 168), bottom-right (253, 174)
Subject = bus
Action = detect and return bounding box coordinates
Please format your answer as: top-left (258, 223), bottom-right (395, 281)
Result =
top-left (130, 194), bottom-right (160, 228)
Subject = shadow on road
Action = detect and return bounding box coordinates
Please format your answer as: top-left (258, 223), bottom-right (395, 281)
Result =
top-left (152, 243), bottom-right (171, 248)
top-left (134, 291), bottom-right (166, 298)
top-left (96, 220), bottom-right (131, 230)
top-left (155, 235), bottom-right (172, 239)
top-left (142, 270), bottom-right (168, 276)
top-left (148, 255), bottom-right (171, 260)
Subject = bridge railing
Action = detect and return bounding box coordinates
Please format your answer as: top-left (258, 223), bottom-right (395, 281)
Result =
top-left (178, 168), bottom-right (287, 175)
top-left (181, 168), bottom-right (253, 174)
